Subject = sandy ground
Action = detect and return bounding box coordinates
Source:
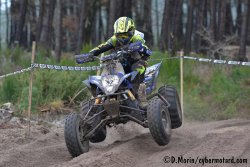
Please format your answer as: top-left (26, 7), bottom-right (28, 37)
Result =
top-left (0, 119), bottom-right (250, 167)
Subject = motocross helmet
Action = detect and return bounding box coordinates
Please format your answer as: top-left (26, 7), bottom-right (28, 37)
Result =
top-left (114, 17), bottom-right (135, 45)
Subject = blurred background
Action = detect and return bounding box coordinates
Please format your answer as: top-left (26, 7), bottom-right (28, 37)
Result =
top-left (0, 0), bottom-right (250, 61)
top-left (0, 0), bottom-right (249, 121)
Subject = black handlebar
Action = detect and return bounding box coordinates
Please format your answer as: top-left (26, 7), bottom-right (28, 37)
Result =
top-left (100, 50), bottom-right (129, 62)
top-left (75, 41), bottom-right (142, 64)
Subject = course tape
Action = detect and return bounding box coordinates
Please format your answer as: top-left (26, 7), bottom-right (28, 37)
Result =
top-left (182, 56), bottom-right (250, 66)
top-left (149, 56), bottom-right (250, 66)
top-left (0, 56), bottom-right (249, 79)
top-left (0, 64), bottom-right (101, 79)
top-left (31, 63), bottom-right (101, 71)
top-left (0, 67), bottom-right (33, 79)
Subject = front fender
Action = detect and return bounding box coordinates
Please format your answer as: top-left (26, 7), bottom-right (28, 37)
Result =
top-left (83, 76), bottom-right (105, 93)
top-left (83, 79), bottom-right (91, 88)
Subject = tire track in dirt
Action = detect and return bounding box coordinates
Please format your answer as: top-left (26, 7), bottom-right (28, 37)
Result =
top-left (0, 119), bottom-right (249, 167)
top-left (57, 119), bottom-right (250, 167)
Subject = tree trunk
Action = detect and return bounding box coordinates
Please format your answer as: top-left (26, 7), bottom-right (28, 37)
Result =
top-left (218, 0), bottom-right (226, 40)
top-left (168, 0), bottom-right (175, 51)
top-left (210, 0), bottom-right (217, 40)
top-left (247, 1), bottom-right (250, 44)
top-left (39, 0), bottom-right (56, 52)
top-left (108, 0), bottom-right (116, 37)
top-left (225, 1), bottom-right (235, 35)
top-left (76, 0), bottom-right (86, 54)
top-left (159, 0), bottom-right (170, 51)
top-left (0, 1), bottom-right (1, 49)
top-left (101, 2), bottom-right (109, 40)
top-left (172, 0), bottom-right (183, 51)
top-left (143, 0), bottom-right (153, 46)
top-left (27, 22), bottom-right (30, 49)
top-left (134, 1), bottom-right (144, 32)
top-left (89, 0), bottom-right (99, 45)
top-left (155, 0), bottom-right (160, 44)
top-left (15, 0), bottom-right (27, 46)
top-left (194, 0), bottom-right (205, 52)
top-left (77, 0), bottom-right (97, 45)
top-left (203, 0), bottom-right (208, 27)
top-left (236, 0), bottom-right (242, 35)
top-left (184, 0), bottom-right (194, 54)
top-left (238, 0), bottom-right (249, 61)
top-left (55, 0), bottom-right (62, 62)
top-left (5, 0), bottom-right (10, 45)
top-left (121, 0), bottom-right (132, 18)
top-left (10, 0), bottom-right (19, 45)
top-left (36, 0), bottom-right (45, 42)
top-left (65, 0), bottom-right (72, 52)
top-left (91, 2), bottom-right (99, 46)
top-left (26, 0), bottom-right (35, 49)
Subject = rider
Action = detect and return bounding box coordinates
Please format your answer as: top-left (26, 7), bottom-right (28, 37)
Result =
top-left (88, 17), bottom-right (152, 96)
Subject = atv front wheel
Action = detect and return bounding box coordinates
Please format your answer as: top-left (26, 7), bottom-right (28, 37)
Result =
top-left (64, 113), bottom-right (89, 157)
top-left (147, 96), bottom-right (171, 146)
top-left (81, 101), bottom-right (107, 143)
top-left (158, 85), bottom-right (182, 129)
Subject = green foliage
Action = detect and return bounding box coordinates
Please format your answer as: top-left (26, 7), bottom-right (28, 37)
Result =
top-left (209, 69), bottom-right (240, 103)
top-left (81, 43), bottom-right (94, 53)
top-left (183, 62), bottom-right (250, 121)
top-left (0, 47), bottom-right (249, 120)
top-left (150, 52), bottom-right (250, 121)
top-left (19, 86), bottom-right (39, 113)
top-left (184, 95), bottom-right (210, 121)
top-left (0, 48), bottom-right (91, 113)
top-left (0, 76), bottom-right (21, 103)
top-left (150, 51), bottom-right (180, 88)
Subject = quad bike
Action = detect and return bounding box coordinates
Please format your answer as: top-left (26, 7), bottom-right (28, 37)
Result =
top-left (64, 42), bottom-right (182, 157)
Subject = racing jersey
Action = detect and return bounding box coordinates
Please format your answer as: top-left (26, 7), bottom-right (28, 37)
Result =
top-left (89, 33), bottom-right (151, 60)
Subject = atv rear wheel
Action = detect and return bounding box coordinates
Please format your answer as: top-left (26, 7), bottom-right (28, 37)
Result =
top-left (89, 126), bottom-right (107, 143)
top-left (64, 113), bottom-right (89, 157)
top-left (158, 85), bottom-right (182, 129)
top-left (147, 96), bottom-right (171, 146)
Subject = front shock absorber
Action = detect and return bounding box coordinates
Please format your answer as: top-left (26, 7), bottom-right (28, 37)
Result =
top-left (126, 90), bottom-right (136, 101)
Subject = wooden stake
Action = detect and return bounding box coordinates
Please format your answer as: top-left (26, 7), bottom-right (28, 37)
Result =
top-left (180, 50), bottom-right (184, 122)
top-left (27, 41), bottom-right (36, 135)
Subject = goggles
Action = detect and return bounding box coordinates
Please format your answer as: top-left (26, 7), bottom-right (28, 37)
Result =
top-left (115, 31), bottom-right (134, 39)
top-left (115, 33), bottom-right (130, 39)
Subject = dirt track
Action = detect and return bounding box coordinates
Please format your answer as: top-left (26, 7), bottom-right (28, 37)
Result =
top-left (0, 119), bottom-right (249, 167)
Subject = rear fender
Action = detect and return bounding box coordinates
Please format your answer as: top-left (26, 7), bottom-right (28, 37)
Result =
top-left (144, 62), bottom-right (162, 94)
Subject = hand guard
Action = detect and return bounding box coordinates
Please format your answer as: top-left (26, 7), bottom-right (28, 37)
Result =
top-left (75, 53), bottom-right (94, 64)
top-left (128, 41), bottom-right (143, 53)
top-left (128, 41), bottom-right (152, 57)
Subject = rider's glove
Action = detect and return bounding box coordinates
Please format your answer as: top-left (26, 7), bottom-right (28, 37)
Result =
top-left (88, 52), bottom-right (94, 57)
top-left (141, 55), bottom-right (150, 61)
top-left (138, 59), bottom-right (148, 67)
top-left (139, 48), bottom-right (152, 56)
